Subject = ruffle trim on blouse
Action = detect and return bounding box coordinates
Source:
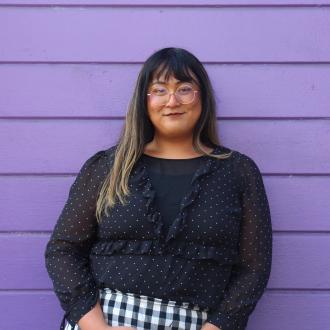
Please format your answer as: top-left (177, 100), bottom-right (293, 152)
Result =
top-left (90, 239), bottom-right (239, 265)
top-left (134, 145), bottom-right (225, 244)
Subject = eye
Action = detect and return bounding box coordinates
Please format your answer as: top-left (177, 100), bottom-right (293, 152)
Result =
top-left (151, 87), bottom-right (167, 95)
top-left (177, 86), bottom-right (193, 94)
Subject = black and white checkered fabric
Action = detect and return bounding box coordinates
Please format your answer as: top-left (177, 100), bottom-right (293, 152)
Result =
top-left (64, 287), bottom-right (210, 330)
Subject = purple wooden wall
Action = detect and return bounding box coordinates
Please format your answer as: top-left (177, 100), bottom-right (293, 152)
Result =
top-left (1, 1), bottom-right (330, 329)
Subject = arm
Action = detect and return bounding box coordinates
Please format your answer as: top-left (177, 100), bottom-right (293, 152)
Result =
top-left (44, 150), bottom-right (110, 329)
top-left (203, 154), bottom-right (273, 330)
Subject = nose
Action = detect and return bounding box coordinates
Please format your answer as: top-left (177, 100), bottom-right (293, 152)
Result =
top-left (165, 92), bottom-right (180, 107)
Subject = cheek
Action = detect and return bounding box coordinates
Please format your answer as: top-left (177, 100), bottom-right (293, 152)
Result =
top-left (188, 103), bottom-right (202, 122)
top-left (147, 103), bottom-right (162, 122)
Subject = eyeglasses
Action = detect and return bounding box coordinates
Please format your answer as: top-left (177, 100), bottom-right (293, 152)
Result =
top-left (147, 84), bottom-right (199, 105)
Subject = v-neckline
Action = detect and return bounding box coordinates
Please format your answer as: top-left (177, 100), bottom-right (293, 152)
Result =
top-left (138, 145), bottom-right (221, 243)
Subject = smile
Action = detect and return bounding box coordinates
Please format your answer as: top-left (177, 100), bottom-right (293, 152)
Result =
top-left (164, 112), bottom-right (185, 116)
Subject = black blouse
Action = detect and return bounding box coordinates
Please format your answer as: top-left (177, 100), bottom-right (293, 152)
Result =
top-left (141, 153), bottom-right (205, 235)
top-left (44, 144), bottom-right (273, 330)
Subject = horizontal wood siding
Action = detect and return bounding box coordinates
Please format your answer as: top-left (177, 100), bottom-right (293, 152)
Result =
top-left (0, 2), bottom-right (329, 330)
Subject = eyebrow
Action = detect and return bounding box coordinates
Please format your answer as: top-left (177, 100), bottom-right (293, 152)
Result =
top-left (151, 80), bottom-right (191, 85)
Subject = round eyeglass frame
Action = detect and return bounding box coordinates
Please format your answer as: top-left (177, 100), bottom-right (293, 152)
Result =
top-left (147, 87), bottom-right (200, 105)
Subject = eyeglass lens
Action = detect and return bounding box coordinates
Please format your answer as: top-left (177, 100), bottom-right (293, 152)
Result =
top-left (149, 85), bottom-right (197, 104)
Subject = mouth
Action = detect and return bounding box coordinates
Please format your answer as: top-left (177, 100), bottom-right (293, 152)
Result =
top-left (164, 112), bottom-right (185, 116)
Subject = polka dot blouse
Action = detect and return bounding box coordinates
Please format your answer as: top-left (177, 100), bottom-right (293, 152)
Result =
top-left (44, 144), bottom-right (273, 330)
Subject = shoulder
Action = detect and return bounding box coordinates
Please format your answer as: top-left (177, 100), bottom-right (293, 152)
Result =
top-left (232, 149), bottom-right (260, 169)
top-left (228, 149), bottom-right (265, 194)
top-left (79, 144), bottom-right (118, 173)
top-left (216, 144), bottom-right (263, 177)
top-left (104, 144), bottom-right (118, 168)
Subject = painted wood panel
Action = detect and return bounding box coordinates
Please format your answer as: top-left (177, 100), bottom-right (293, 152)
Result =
top-left (1, 7), bottom-right (330, 62)
top-left (0, 2), bottom-right (329, 330)
top-left (1, 176), bottom-right (329, 231)
top-left (0, 234), bottom-right (329, 289)
top-left (1, 120), bottom-right (329, 173)
top-left (0, 291), bottom-right (329, 330)
top-left (1, 64), bottom-right (329, 118)
top-left (1, 1), bottom-right (330, 5)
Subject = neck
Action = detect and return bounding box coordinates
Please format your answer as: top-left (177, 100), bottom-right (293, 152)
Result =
top-left (144, 134), bottom-right (207, 158)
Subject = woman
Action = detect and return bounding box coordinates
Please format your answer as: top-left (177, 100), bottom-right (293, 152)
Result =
top-left (45, 47), bottom-right (273, 330)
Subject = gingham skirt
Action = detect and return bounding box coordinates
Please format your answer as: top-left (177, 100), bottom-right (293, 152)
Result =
top-left (64, 287), bottom-right (210, 330)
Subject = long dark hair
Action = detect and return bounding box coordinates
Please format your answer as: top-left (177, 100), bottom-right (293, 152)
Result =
top-left (96, 47), bottom-right (233, 222)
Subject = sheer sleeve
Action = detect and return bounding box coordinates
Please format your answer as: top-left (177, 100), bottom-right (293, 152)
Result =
top-left (44, 150), bottom-right (110, 328)
top-left (206, 153), bottom-right (273, 330)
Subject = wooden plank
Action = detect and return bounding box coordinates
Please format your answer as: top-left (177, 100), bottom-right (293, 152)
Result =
top-left (0, 120), bottom-right (329, 174)
top-left (0, 234), bottom-right (329, 289)
top-left (0, 7), bottom-right (329, 62)
top-left (0, 291), bottom-right (329, 330)
top-left (1, 176), bottom-right (329, 231)
top-left (1, 1), bottom-right (330, 5)
top-left (1, 64), bottom-right (329, 118)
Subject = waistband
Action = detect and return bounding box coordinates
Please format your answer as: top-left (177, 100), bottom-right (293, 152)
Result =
top-left (60, 287), bottom-right (210, 330)
top-left (101, 287), bottom-right (210, 312)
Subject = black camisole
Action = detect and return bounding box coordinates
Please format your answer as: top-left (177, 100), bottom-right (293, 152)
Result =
top-left (141, 153), bottom-right (206, 234)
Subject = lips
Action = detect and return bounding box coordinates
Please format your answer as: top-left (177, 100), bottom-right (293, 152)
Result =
top-left (164, 112), bottom-right (184, 116)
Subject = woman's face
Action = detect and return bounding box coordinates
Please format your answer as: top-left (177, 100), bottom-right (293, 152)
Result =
top-left (146, 72), bottom-right (202, 139)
